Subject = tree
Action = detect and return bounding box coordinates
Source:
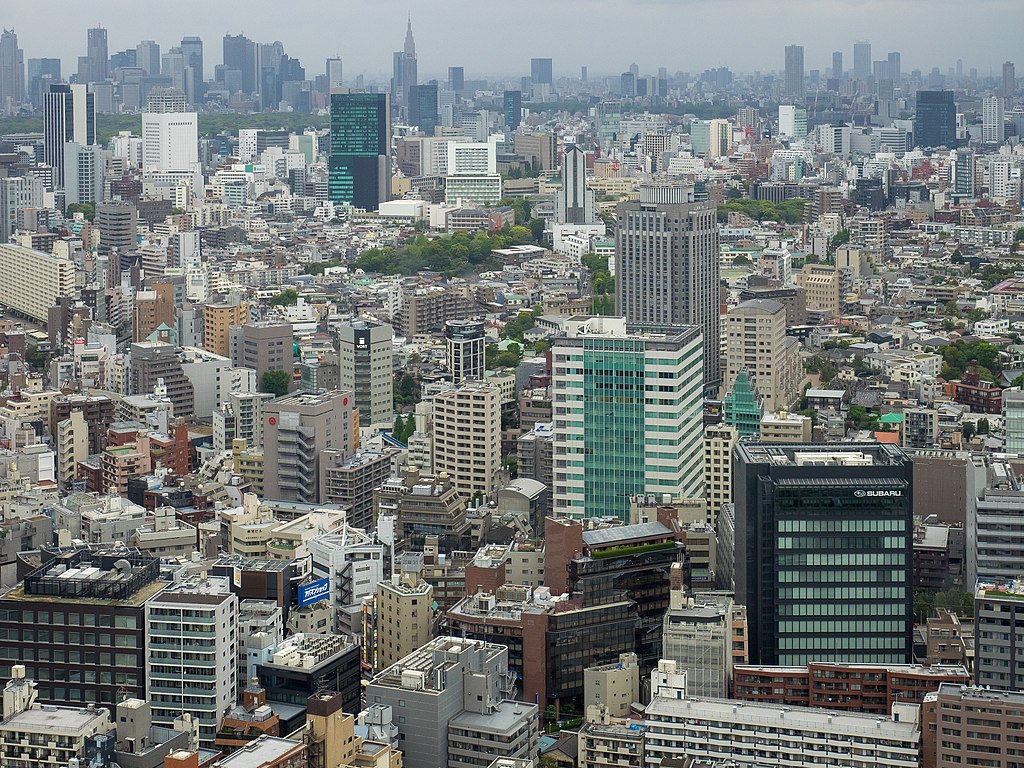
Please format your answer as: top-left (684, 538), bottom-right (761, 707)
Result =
top-left (830, 229), bottom-right (851, 250)
top-left (977, 417), bottom-right (990, 434)
top-left (65, 202), bottom-right (95, 221)
top-left (270, 288), bottom-right (299, 307)
top-left (962, 422), bottom-right (976, 441)
top-left (260, 370), bottom-right (291, 397)
top-left (394, 374), bottom-right (421, 407)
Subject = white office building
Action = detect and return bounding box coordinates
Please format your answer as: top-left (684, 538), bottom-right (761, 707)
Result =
top-left (142, 111), bottom-right (199, 172)
top-left (982, 95), bottom-right (1005, 144)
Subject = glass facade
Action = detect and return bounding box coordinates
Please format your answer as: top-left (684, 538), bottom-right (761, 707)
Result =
top-left (329, 92), bottom-right (390, 211)
top-left (914, 90), bottom-right (957, 149)
top-left (723, 370), bottom-right (762, 437)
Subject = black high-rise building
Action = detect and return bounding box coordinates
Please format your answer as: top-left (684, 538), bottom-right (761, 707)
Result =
top-left (735, 443), bottom-right (914, 667)
top-left (408, 83), bottom-right (438, 136)
top-left (447, 66), bottom-right (464, 92)
top-left (504, 90), bottom-right (522, 132)
top-left (329, 92), bottom-right (391, 211)
top-left (914, 90), bottom-right (957, 148)
top-left (531, 57), bottom-right (553, 85)
top-left (223, 33), bottom-right (256, 95)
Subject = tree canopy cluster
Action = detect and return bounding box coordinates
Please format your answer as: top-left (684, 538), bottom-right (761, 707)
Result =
top-left (717, 198), bottom-right (807, 224)
top-left (940, 339), bottom-right (1002, 382)
top-left (355, 227), bottom-right (533, 277)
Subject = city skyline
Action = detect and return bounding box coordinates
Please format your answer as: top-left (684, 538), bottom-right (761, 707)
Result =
top-left (2, 0), bottom-right (1020, 83)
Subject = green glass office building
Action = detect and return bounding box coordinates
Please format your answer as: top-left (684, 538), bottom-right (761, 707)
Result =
top-left (329, 92), bottom-right (391, 211)
top-left (735, 443), bottom-right (913, 666)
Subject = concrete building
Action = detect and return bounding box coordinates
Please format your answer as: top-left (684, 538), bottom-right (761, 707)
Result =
top-left (615, 184), bottom-right (720, 386)
top-left (0, 244), bottom-right (75, 325)
top-left (142, 111), bottom-right (198, 172)
top-left (145, 574), bottom-right (238, 747)
top-left (975, 577), bottom-right (1024, 690)
top-left (661, 588), bottom-right (746, 699)
top-left (129, 341), bottom-right (195, 419)
top-left (308, 523), bottom-right (386, 631)
top-left (230, 321), bottom-right (294, 382)
top-left (795, 264), bottom-right (841, 317)
top-left (704, 423), bottom-right (737, 526)
top-left (213, 391), bottom-right (274, 453)
top-left (365, 637), bottom-right (538, 768)
top-left (431, 383), bottom-right (501, 499)
top-left (759, 410), bottom-right (813, 443)
top-left (583, 653), bottom-right (639, 718)
top-left (256, 633), bottom-right (361, 715)
top-left (577, 716), bottom-right (646, 768)
top-left (969, 460), bottom-right (1024, 588)
top-left (645, 691), bottom-right (921, 768)
top-left (552, 317), bottom-right (704, 520)
top-left (338, 319), bottom-right (394, 427)
top-left (374, 468), bottom-right (471, 552)
top-left (444, 319), bottom-right (485, 384)
top-left (263, 391), bottom-right (357, 503)
top-left (923, 684), bottom-right (1024, 768)
top-left (724, 299), bottom-right (801, 412)
top-left (204, 297), bottom-right (250, 358)
top-left (373, 569), bottom-right (435, 673)
top-left (320, 448), bottom-right (399, 531)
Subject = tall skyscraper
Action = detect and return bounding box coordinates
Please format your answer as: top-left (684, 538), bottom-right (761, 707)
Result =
top-left (326, 57), bottom-right (343, 90)
top-left (135, 40), bottom-right (160, 76)
top-left (551, 316), bottom-right (705, 520)
top-left (63, 142), bottom-right (104, 205)
top-left (887, 51), bottom-right (901, 82)
top-left (44, 83), bottom-right (95, 188)
top-left (853, 41), bottom-right (871, 80)
top-left (0, 29), bottom-right (25, 115)
top-left (408, 83), bottom-right (438, 136)
top-left (448, 66), bottom-right (464, 91)
top-left (914, 90), bottom-right (957, 148)
top-left (328, 92), bottom-right (391, 211)
top-left (982, 95), bottom-right (1005, 144)
top-left (556, 144), bottom-right (595, 224)
top-left (831, 51), bottom-right (843, 80)
top-left (531, 57), bottom-right (553, 85)
top-left (1004, 61), bottom-right (1017, 99)
top-left (338, 318), bottom-right (394, 427)
top-left (77, 27), bottom-right (108, 84)
top-left (615, 183), bottom-right (721, 386)
top-left (222, 33), bottom-right (256, 94)
top-left (503, 89), bottom-right (522, 132)
top-left (26, 58), bottom-right (60, 108)
top-left (180, 36), bottom-right (203, 104)
top-left (735, 443), bottom-right (914, 666)
top-left (784, 44), bottom-right (804, 99)
top-left (392, 16), bottom-right (417, 111)
top-left (432, 383), bottom-right (502, 499)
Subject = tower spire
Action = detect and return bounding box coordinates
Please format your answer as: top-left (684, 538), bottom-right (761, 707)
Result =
top-left (404, 14), bottom-right (415, 58)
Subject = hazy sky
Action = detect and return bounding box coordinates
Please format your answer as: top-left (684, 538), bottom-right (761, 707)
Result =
top-left (5, 0), bottom-right (1021, 83)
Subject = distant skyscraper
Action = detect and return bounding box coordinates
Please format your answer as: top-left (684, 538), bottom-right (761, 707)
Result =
top-left (329, 92), bottom-right (391, 211)
top-left (448, 66), bottom-right (464, 91)
top-left (77, 27), bottom-right (108, 84)
top-left (853, 41), bottom-right (871, 80)
top-left (180, 36), bottom-right (203, 104)
top-left (223, 33), bottom-right (256, 94)
top-left (392, 17), bottom-right (417, 111)
top-left (982, 95), bottom-right (1005, 143)
top-left (556, 145), bottom-right (594, 224)
top-left (27, 58), bottom-right (60, 108)
top-left (615, 184), bottom-right (721, 386)
top-left (887, 51), bottom-right (901, 82)
top-left (0, 29), bottom-right (25, 114)
top-left (44, 83), bottom-right (95, 188)
top-left (784, 44), bottom-right (804, 99)
top-left (914, 90), bottom-right (957, 148)
top-left (136, 40), bottom-right (160, 76)
top-left (831, 51), bottom-right (843, 80)
top-left (408, 83), bottom-right (438, 135)
top-left (326, 57), bottom-right (343, 90)
top-left (581, 65), bottom-right (588, 83)
top-left (531, 58), bottom-right (553, 85)
top-left (1004, 61), bottom-right (1017, 99)
top-left (503, 90), bottom-right (522, 132)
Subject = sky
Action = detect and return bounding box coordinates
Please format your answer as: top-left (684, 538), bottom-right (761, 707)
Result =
top-left (4, 0), bottom-right (1021, 84)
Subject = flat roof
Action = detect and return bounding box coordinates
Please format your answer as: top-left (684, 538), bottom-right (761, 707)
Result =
top-left (583, 521), bottom-right (672, 547)
top-left (0, 704), bottom-right (108, 734)
top-left (214, 735), bottom-right (304, 766)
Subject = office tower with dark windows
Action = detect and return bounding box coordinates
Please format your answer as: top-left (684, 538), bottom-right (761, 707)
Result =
top-left (408, 83), bottom-right (438, 136)
top-left (1004, 61), bottom-right (1016, 99)
top-left (135, 40), bottom-right (160, 76)
top-left (0, 29), bottom-right (25, 114)
top-left (556, 144), bottom-right (594, 224)
top-left (445, 319), bottom-right (485, 385)
top-left (392, 17), bottom-right (417, 110)
top-left (448, 66), bottom-right (464, 91)
top-left (784, 44), bottom-right (804, 99)
top-left (615, 183), bottom-right (720, 386)
top-left (44, 83), bottom-right (95, 189)
top-left (503, 90), bottom-right (522, 132)
top-left (854, 40), bottom-right (871, 80)
top-left (887, 51), bottom-right (901, 82)
top-left (223, 33), bottom-right (256, 94)
top-left (328, 92), bottom-right (390, 211)
top-left (734, 443), bottom-right (914, 667)
top-left (180, 36), bottom-right (203, 104)
top-left (27, 57), bottom-right (60, 108)
top-left (914, 90), bottom-right (957, 148)
top-left (531, 57), bottom-right (553, 85)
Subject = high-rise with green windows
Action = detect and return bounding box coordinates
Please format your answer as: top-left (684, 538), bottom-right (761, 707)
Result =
top-left (551, 316), bottom-right (704, 521)
top-left (329, 92), bottom-right (390, 211)
top-left (735, 443), bottom-right (913, 666)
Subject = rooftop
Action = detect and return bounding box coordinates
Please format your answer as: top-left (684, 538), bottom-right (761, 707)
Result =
top-left (0, 703), bottom-right (109, 735)
top-left (213, 735), bottom-right (304, 766)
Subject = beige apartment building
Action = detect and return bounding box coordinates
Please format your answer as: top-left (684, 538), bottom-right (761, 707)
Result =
top-left (724, 299), bottom-right (801, 412)
top-left (0, 243), bottom-right (75, 324)
top-left (374, 570), bottom-right (434, 672)
top-left (795, 263), bottom-right (841, 317)
top-left (431, 383), bottom-right (501, 499)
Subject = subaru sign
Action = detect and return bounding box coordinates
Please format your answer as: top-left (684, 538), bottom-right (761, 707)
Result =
top-left (297, 578), bottom-right (331, 607)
